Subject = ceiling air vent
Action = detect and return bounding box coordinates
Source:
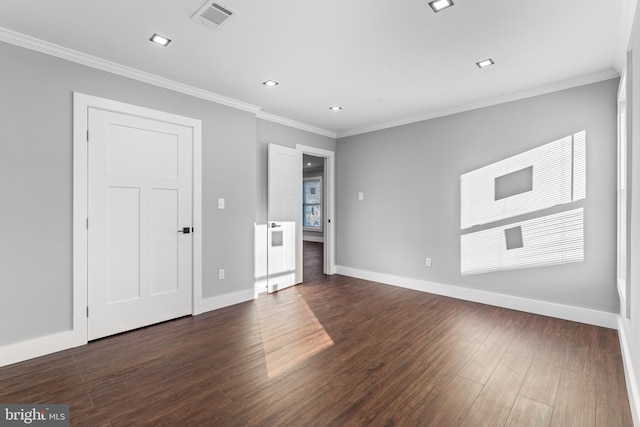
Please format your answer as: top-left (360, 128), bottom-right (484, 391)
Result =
top-left (192, 1), bottom-right (235, 29)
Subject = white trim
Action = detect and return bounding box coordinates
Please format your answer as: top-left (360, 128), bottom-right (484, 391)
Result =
top-left (199, 289), bottom-right (255, 313)
top-left (614, 0), bottom-right (638, 72)
top-left (297, 145), bottom-right (336, 275)
top-left (192, 118), bottom-right (204, 316)
top-left (0, 27), bottom-right (340, 139)
top-left (73, 92), bottom-right (203, 337)
top-left (618, 317), bottom-right (640, 426)
top-left (335, 265), bottom-right (619, 329)
top-left (0, 331), bottom-right (85, 368)
top-left (0, 27), bottom-right (261, 115)
top-left (72, 94), bottom-right (90, 346)
top-left (3, 27), bottom-right (616, 144)
top-left (337, 70), bottom-right (620, 138)
top-left (303, 235), bottom-right (325, 243)
top-left (257, 111), bottom-right (336, 139)
top-left (0, 332), bottom-right (81, 368)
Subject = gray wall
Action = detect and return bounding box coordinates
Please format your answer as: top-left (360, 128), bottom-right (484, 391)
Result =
top-left (255, 119), bottom-right (335, 224)
top-left (0, 41), bottom-right (256, 346)
top-left (336, 79), bottom-right (619, 313)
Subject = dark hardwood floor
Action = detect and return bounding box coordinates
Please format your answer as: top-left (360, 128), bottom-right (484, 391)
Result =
top-left (0, 241), bottom-right (633, 426)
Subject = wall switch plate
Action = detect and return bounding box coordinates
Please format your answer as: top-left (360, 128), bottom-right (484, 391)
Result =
top-left (358, 192), bottom-right (364, 201)
top-left (218, 269), bottom-right (225, 280)
top-left (218, 198), bottom-right (225, 209)
top-left (425, 257), bottom-right (432, 267)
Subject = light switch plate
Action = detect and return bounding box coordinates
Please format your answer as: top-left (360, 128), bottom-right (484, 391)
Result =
top-left (218, 198), bottom-right (225, 209)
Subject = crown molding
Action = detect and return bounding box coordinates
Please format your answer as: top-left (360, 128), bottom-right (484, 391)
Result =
top-left (1, 26), bottom-right (620, 141)
top-left (256, 111), bottom-right (337, 139)
top-left (0, 26), bottom-right (339, 137)
top-left (337, 69), bottom-right (621, 139)
top-left (0, 26), bottom-right (261, 114)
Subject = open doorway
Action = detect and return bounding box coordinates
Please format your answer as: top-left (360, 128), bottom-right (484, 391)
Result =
top-left (297, 144), bottom-right (336, 279)
top-left (303, 154), bottom-right (325, 282)
top-left (254, 144), bottom-right (335, 297)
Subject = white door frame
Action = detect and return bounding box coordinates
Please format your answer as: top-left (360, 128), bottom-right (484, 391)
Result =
top-left (73, 92), bottom-right (203, 344)
top-left (296, 144), bottom-right (336, 275)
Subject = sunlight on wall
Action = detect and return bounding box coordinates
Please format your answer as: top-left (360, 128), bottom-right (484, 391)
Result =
top-left (461, 208), bottom-right (584, 275)
top-left (461, 131), bottom-right (586, 229)
top-left (460, 131), bottom-right (586, 275)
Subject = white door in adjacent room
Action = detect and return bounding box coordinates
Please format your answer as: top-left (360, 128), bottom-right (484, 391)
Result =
top-left (87, 108), bottom-right (193, 340)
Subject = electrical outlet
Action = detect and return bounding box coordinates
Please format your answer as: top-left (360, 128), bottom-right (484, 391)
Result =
top-left (218, 198), bottom-right (225, 209)
top-left (218, 269), bottom-right (225, 280)
top-left (358, 192), bottom-right (364, 201)
top-left (425, 257), bottom-right (432, 267)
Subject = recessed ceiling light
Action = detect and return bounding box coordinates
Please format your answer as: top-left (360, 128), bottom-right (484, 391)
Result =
top-left (150, 34), bottom-right (171, 47)
top-left (329, 106), bottom-right (343, 111)
top-left (263, 80), bottom-right (279, 87)
top-left (476, 58), bottom-right (495, 68)
top-left (429, 0), bottom-right (454, 13)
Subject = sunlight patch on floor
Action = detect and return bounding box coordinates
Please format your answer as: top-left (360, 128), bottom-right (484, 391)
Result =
top-left (257, 290), bottom-right (334, 379)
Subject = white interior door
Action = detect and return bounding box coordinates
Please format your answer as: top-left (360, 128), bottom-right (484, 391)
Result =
top-left (87, 108), bottom-right (193, 340)
top-left (267, 143), bottom-right (302, 292)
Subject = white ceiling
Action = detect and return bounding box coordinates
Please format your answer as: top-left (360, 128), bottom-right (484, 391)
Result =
top-left (0, 0), bottom-right (633, 138)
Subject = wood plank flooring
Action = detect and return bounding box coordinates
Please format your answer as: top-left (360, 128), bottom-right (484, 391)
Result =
top-left (0, 241), bottom-right (633, 426)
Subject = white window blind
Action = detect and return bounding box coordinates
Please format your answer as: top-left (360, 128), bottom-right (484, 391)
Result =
top-left (617, 72), bottom-right (629, 308)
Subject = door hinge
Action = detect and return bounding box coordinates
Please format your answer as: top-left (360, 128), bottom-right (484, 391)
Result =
top-left (86, 130), bottom-right (89, 142)
top-left (86, 218), bottom-right (89, 229)
top-left (86, 306), bottom-right (89, 317)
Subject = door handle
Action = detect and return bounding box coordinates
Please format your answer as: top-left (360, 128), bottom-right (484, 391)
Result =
top-left (269, 222), bottom-right (282, 228)
top-left (178, 227), bottom-right (192, 234)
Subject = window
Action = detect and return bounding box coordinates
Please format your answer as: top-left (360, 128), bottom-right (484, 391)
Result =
top-left (303, 177), bottom-right (322, 231)
top-left (617, 69), bottom-right (630, 316)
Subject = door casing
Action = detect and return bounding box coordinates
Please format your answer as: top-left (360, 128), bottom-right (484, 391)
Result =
top-left (297, 144), bottom-right (336, 275)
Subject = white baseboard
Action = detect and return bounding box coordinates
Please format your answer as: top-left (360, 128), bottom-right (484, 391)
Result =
top-left (303, 235), bottom-right (324, 243)
top-left (1, 289), bottom-right (255, 368)
top-left (335, 265), bottom-right (619, 329)
top-left (0, 329), bottom-right (86, 368)
top-left (198, 288), bottom-right (255, 314)
top-left (618, 317), bottom-right (640, 427)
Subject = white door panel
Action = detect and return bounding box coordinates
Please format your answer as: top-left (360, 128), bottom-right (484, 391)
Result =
top-left (267, 144), bottom-right (302, 292)
top-left (107, 187), bottom-right (141, 303)
top-left (150, 189), bottom-right (179, 295)
top-left (88, 108), bottom-right (193, 340)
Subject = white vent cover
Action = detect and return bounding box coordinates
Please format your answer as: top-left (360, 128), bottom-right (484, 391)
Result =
top-left (192, 1), bottom-right (234, 29)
